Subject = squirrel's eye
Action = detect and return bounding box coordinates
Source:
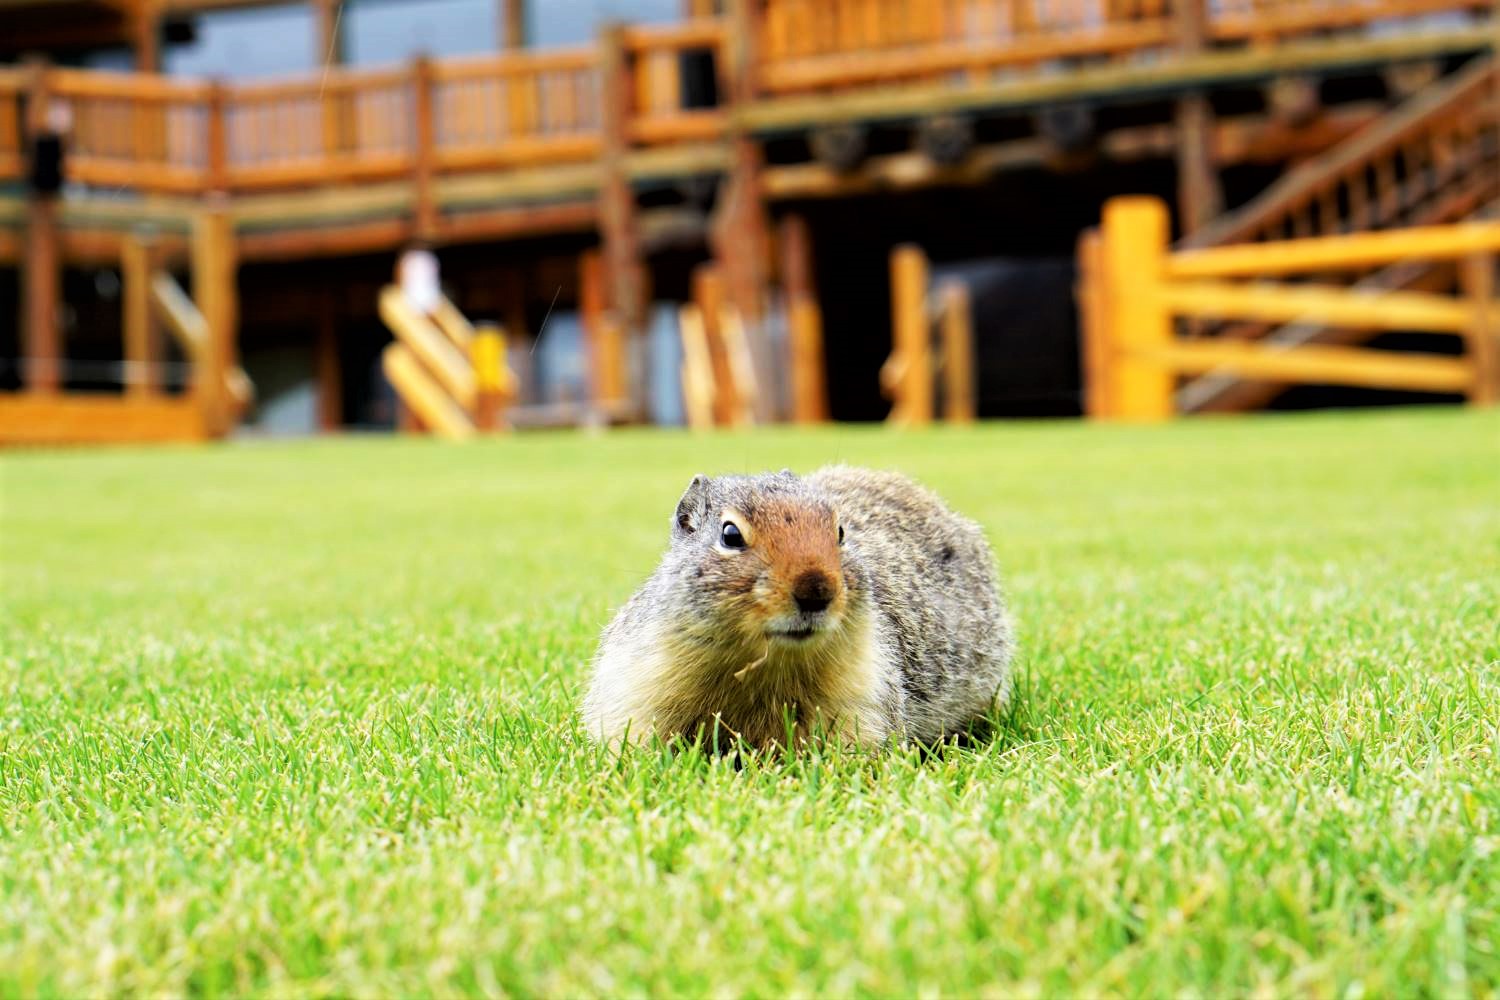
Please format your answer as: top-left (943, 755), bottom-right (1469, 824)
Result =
top-left (720, 521), bottom-right (746, 549)
top-left (838, 524), bottom-right (845, 545)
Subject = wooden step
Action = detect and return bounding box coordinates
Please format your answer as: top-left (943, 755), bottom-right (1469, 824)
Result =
top-left (0, 394), bottom-right (209, 446)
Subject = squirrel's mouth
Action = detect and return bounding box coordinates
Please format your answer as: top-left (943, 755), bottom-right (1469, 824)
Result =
top-left (767, 626), bottom-right (817, 642)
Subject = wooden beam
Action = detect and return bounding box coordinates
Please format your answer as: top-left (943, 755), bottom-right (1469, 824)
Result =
top-left (1161, 281), bottom-right (1475, 333)
top-left (0, 395), bottom-right (207, 446)
top-left (121, 233), bottom-right (160, 396)
top-left (316, 290), bottom-right (342, 430)
top-left (1145, 340), bottom-right (1474, 394)
top-left (1168, 221), bottom-right (1500, 278)
top-left (1174, 93), bottom-right (1222, 236)
top-left (598, 23), bottom-right (645, 337)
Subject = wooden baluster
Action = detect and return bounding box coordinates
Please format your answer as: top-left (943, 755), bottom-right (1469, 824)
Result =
top-left (1348, 169), bottom-right (1371, 230)
top-left (1374, 155), bottom-right (1399, 223)
top-left (1317, 189), bottom-right (1338, 236)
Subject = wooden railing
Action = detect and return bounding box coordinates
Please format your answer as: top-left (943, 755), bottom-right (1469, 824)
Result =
top-left (0, 25), bottom-right (725, 196)
top-left (1184, 56), bottom-right (1500, 249)
top-left (1079, 197), bottom-right (1500, 419)
top-left (754, 0), bottom-right (1491, 94)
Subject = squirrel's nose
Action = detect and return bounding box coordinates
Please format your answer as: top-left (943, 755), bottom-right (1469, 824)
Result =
top-left (792, 570), bottom-right (835, 614)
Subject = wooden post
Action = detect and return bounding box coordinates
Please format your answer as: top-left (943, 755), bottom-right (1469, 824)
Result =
top-left (316, 290), bottom-right (342, 431)
top-left (1076, 228), bottom-right (1112, 419)
top-left (1173, 0), bottom-right (1221, 236)
top-left (939, 281), bottom-right (975, 423)
top-left (22, 59), bottom-right (60, 394)
top-left (315, 0), bottom-right (344, 65)
top-left (1100, 197), bottom-right (1174, 421)
top-left (501, 0), bottom-right (526, 48)
top-left (412, 55), bottom-right (438, 240)
top-left (133, 3), bottom-right (162, 72)
top-left (693, 264), bottom-right (742, 426)
top-left (1461, 253), bottom-right (1499, 405)
top-left (122, 232), bottom-right (160, 397)
top-left (206, 80), bottom-right (228, 193)
top-left (192, 204), bottom-right (237, 435)
top-left (778, 214), bottom-right (828, 423)
top-left (598, 24), bottom-right (645, 337)
top-left (887, 245), bottom-right (932, 426)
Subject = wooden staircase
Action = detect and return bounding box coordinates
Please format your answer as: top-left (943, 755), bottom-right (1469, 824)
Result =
top-left (1175, 54), bottom-right (1500, 412)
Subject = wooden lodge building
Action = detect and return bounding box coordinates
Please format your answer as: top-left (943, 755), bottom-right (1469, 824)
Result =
top-left (1, 0), bottom-right (1497, 442)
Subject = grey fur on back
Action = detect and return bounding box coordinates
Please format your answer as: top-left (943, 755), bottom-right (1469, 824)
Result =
top-left (581, 465), bottom-right (1013, 748)
top-left (807, 466), bottom-right (1013, 742)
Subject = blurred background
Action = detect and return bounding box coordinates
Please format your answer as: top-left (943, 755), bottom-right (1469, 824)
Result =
top-left (0, 0), bottom-right (1496, 444)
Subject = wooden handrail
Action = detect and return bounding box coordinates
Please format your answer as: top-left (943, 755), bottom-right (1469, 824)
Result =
top-left (1182, 56), bottom-right (1498, 249)
top-left (1169, 220), bottom-right (1500, 277)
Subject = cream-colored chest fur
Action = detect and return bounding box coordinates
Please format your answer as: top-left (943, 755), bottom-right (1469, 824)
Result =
top-left (583, 613), bottom-right (895, 749)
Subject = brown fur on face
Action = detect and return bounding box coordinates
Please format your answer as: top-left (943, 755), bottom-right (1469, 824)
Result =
top-left (736, 496), bottom-right (845, 629)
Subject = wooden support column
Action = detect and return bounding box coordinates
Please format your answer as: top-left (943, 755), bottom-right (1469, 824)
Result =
top-left (122, 233), bottom-right (161, 396)
top-left (191, 204), bottom-right (238, 435)
top-left (22, 60), bottom-right (60, 394)
top-left (777, 214), bottom-right (828, 422)
top-left (501, 0), bottom-right (526, 49)
top-left (316, 291), bottom-right (342, 430)
top-left (412, 55), bottom-right (439, 240)
top-left (716, 0), bottom-right (774, 418)
top-left (1076, 229), bottom-right (1112, 419)
top-left (1100, 198), bottom-right (1174, 421)
top-left (580, 249), bottom-right (625, 406)
top-left (1173, 0), bottom-right (1222, 236)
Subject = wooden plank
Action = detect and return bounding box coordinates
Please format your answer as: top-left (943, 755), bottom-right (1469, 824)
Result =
top-left (381, 343), bottom-right (476, 439)
top-left (1168, 221), bottom-right (1500, 278)
top-left (1160, 280), bottom-right (1474, 332)
top-left (0, 395), bottom-right (208, 446)
top-left (378, 285), bottom-right (477, 409)
top-left (1145, 340), bottom-right (1474, 393)
top-left (678, 304), bottom-right (717, 431)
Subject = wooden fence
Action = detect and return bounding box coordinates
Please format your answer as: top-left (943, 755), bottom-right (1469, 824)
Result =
top-left (1078, 196), bottom-right (1500, 418)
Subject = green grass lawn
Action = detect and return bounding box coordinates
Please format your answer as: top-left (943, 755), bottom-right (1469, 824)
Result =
top-left (2, 408), bottom-right (1498, 997)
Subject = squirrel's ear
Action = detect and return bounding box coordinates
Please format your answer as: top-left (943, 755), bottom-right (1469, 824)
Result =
top-left (673, 474), bottom-right (711, 538)
top-left (778, 468), bottom-right (796, 479)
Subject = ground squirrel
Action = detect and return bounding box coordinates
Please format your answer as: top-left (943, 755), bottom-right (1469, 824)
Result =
top-left (582, 466), bottom-right (1013, 750)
